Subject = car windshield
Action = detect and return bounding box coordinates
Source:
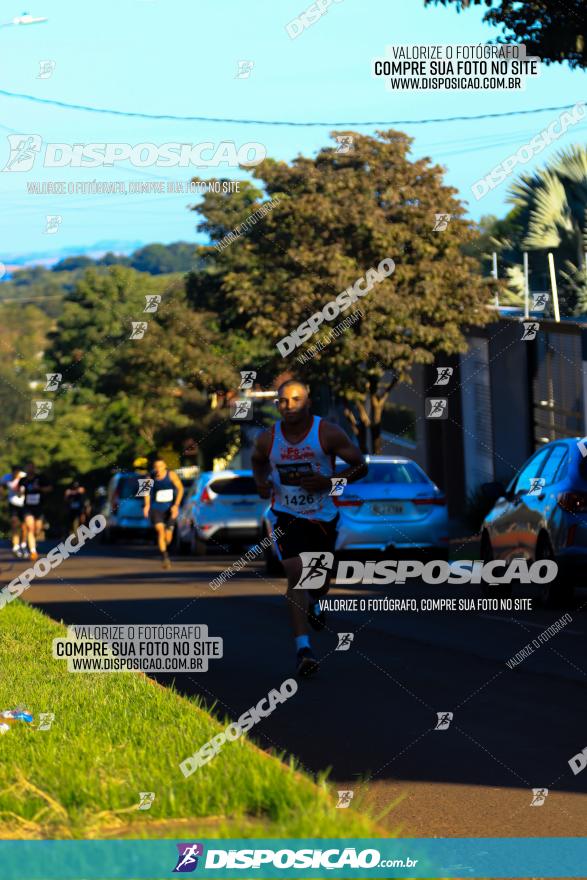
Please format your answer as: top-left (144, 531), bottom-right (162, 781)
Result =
top-left (337, 461), bottom-right (431, 485)
top-left (209, 476), bottom-right (258, 495)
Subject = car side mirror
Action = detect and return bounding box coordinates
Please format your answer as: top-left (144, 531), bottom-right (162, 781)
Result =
top-left (481, 481), bottom-right (507, 503)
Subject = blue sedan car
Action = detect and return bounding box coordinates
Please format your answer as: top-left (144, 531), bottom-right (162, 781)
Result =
top-left (481, 437), bottom-right (587, 605)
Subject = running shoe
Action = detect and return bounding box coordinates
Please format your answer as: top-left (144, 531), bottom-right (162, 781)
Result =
top-left (30, 551), bottom-right (38, 562)
top-left (12, 547), bottom-right (22, 558)
top-left (296, 647), bottom-right (319, 678)
top-left (307, 600), bottom-right (326, 631)
top-left (162, 552), bottom-right (171, 570)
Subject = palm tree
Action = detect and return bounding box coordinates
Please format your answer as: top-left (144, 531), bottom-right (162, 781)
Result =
top-left (506, 146), bottom-right (587, 316)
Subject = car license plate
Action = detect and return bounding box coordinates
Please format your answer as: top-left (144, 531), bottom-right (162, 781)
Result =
top-left (372, 502), bottom-right (404, 516)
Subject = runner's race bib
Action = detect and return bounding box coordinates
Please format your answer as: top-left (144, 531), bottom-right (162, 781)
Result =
top-left (25, 493), bottom-right (41, 506)
top-left (155, 488), bottom-right (174, 503)
top-left (276, 462), bottom-right (313, 487)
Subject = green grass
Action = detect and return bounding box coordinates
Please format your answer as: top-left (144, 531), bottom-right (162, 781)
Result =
top-left (0, 601), bottom-right (381, 840)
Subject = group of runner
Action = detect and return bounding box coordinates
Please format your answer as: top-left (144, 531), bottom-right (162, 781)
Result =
top-left (1, 380), bottom-right (365, 679)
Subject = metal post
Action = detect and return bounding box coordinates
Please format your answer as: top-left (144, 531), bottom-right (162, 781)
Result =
top-left (492, 252), bottom-right (499, 309)
top-left (547, 252), bottom-right (561, 322)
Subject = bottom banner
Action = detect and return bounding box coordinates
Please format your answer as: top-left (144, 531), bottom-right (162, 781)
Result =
top-left (0, 837), bottom-right (585, 878)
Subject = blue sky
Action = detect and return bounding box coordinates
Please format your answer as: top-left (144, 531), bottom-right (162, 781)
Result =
top-left (0, 0), bottom-right (586, 257)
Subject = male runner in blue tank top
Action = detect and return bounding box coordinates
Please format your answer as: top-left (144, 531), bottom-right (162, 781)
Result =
top-left (143, 454), bottom-right (184, 569)
top-left (252, 380), bottom-right (367, 678)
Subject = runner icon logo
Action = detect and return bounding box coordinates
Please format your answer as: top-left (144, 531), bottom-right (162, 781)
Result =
top-left (136, 479), bottom-right (154, 497)
top-left (32, 400), bottom-right (53, 421)
top-left (530, 788), bottom-right (548, 806)
top-left (335, 135), bottom-right (354, 153)
top-left (144, 295), bottom-right (161, 313)
top-left (433, 213), bottom-right (452, 231)
top-left (435, 711), bottom-right (453, 730)
top-left (336, 790), bottom-right (354, 808)
top-left (38, 712), bottom-right (55, 731)
top-left (336, 632), bottom-right (354, 651)
top-left (138, 791), bottom-right (155, 810)
top-left (426, 398), bottom-right (448, 419)
top-left (231, 399), bottom-right (253, 420)
top-left (527, 477), bottom-right (545, 496)
top-left (434, 367), bottom-right (453, 386)
top-left (173, 843), bottom-right (204, 873)
top-left (521, 321), bottom-right (539, 341)
top-left (329, 477), bottom-right (347, 496)
top-left (294, 552), bottom-right (334, 590)
top-left (44, 373), bottom-right (62, 391)
top-left (129, 322), bottom-right (148, 340)
top-left (239, 370), bottom-right (257, 389)
top-left (532, 293), bottom-right (548, 311)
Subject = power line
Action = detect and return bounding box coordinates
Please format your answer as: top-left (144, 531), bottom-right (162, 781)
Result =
top-left (0, 89), bottom-right (583, 126)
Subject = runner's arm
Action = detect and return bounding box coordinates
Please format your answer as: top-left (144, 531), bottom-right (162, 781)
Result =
top-left (169, 471), bottom-right (184, 513)
top-left (251, 430), bottom-right (273, 498)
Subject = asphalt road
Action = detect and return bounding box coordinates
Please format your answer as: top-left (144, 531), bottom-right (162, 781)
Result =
top-left (6, 540), bottom-right (587, 838)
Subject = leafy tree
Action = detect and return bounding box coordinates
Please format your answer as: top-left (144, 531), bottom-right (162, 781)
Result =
top-left (130, 242), bottom-right (197, 274)
top-left (52, 256), bottom-right (95, 272)
top-left (193, 130), bottom-right (496, 452)
top-left (425, 0), bottom-right (587, 69)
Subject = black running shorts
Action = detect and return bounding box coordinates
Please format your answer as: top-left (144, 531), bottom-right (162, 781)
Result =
top-left (150, 509), bottom-right (176, 527)
top-left (272, 510), bottom-right (339, 561)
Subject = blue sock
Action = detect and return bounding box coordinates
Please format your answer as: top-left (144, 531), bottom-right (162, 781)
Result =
top-left (295, 635), bottom-right (311, 651)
